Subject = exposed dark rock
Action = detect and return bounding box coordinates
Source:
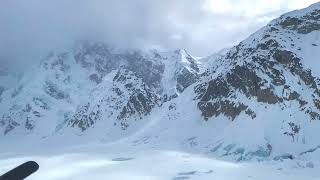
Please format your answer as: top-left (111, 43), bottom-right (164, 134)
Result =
top-left (245, 109), bottom-right (257, 119)
top-left (198, 100), bottom-right (248, 120)
top-left (169, 103), bottom-right (176, 111)
top-left (25, 117), bottom-right (35, 130)
top-left (273, 50), bottom-right (297, 65)
top-left (256, 88), bottom-right (281, 104)
top-left (196, 76), bottom-right (230, 101)
top-left (314, 99), bottom-right (320, 110)
top-left (43, 81), bottom-right (69, 100)
top-left (4, 120), bottom-right (19, 135)
top-left (273, 153), bottom-right (294, 161)
top-left (270, 27), bottom-right (279, 32)
top-left (286, 91), bottom-right (300, 101)
top-left (125, 51), bottom-right (165, 89)
top-left (257, 39), bottom-right (280, 50)
top-left (195, 59), bottom-right (285, 120)
top-left (69, 69), bottom-right (160, 131)
top-left (0, 114), bottom-right (20, 135)
top-left (89, 74), bottom-right (102, 84)
top-left (307, 110), bottom-right (320, 120)
top-left (279, 9), bottom-right (320, 34)
top-left (33, 97), bottom-right (50, 110)
top-left (70, 103), bottom-right (93, 131)
top-left (117, 91), bottom-right (155, 121)
top-left (298, 99), bottom-right (308, 108)
top-left (226, 65), bottom-right (262, 98)
top-left (280, 17), bottom-right (304, 29)
top-left (284, 122), bottom-right (300, 142)
top-left (300, 145), bottom-right (320, 155)
top-left (176, 68), bottom-right (198, 92)
top-left (162, 93), bottom-right (178, 103)
top-left (23, 104), bottom-right (32, 113)
top-left (116, 70), bottom-right (159, 128)
top-left (33, 111), bottom-right (41, 117)
top-left (194, 29), bottom-right (320, 122)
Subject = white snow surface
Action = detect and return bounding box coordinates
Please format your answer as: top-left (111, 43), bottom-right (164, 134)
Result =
top-left (0, 136), bottom-right (319, 180)
top-left (0, 85), bottom-right (319, 179)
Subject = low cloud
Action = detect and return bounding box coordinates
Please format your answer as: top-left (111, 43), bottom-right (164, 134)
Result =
top-left (0, 0), bottom-right (318, 71)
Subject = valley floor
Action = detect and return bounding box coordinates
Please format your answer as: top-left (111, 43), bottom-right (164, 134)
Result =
top-left (0, 139), bottom-right (319, 180)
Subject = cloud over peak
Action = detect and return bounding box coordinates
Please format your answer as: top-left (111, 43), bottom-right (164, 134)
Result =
top-left (0, 0), bottom-right (319, 71)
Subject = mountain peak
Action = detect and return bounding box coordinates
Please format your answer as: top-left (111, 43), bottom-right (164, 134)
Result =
top-left (269, 2), bottom-right (320, 34)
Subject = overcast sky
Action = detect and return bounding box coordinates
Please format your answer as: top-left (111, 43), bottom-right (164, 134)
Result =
top-left (0, 0), bottom-right (319, 71)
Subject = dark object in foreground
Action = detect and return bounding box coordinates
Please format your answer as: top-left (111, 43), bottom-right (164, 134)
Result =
top-left (0, 161), bottom-right (39, 180)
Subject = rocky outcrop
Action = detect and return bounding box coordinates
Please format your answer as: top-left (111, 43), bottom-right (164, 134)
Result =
top-left (194, 7), bottom-right (320, 122)
top-left (69, 69), bottom-right (160, 131)
top-left (176, 68), bottom-right (198, 93)
top-left (279, 9), bottom-right (320, 34)
top-left (43, 81), bottom-right (69, 100)
top-left (0, 103), bottom-right (45, 134)
top-left (74, 42), bottom-right (122, 77)
top-left (124, 51), bottom-right (165, 89)
top-left (114, 69), bottom-right (159, 122)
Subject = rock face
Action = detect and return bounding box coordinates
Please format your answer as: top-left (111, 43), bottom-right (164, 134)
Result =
top-left (69, 68), bottom-right (160, 131)
top-left (175, 50), bottom-right (199, 93)
top-left (195, 40), bottom-right (320, 121)
top-left (190, 3), bottom-right (320, 160)
top-left (279, 8), bottom-right (320, 34)
top-left (67, 48), bottom-right (200, 132)
top-left (0, 42), bottom-right (199, 135)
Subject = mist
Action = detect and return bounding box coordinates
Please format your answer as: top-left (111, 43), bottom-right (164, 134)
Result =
top-left (0, 0), bottom-right (316, 72)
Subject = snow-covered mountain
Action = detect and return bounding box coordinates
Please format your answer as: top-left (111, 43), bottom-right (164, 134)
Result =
top-left (192, 2), bottom-right (320, 160)
top-left (0, 42), bottom-right (200, 138)
top-left (1, 2), bottom-right (320, 163)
